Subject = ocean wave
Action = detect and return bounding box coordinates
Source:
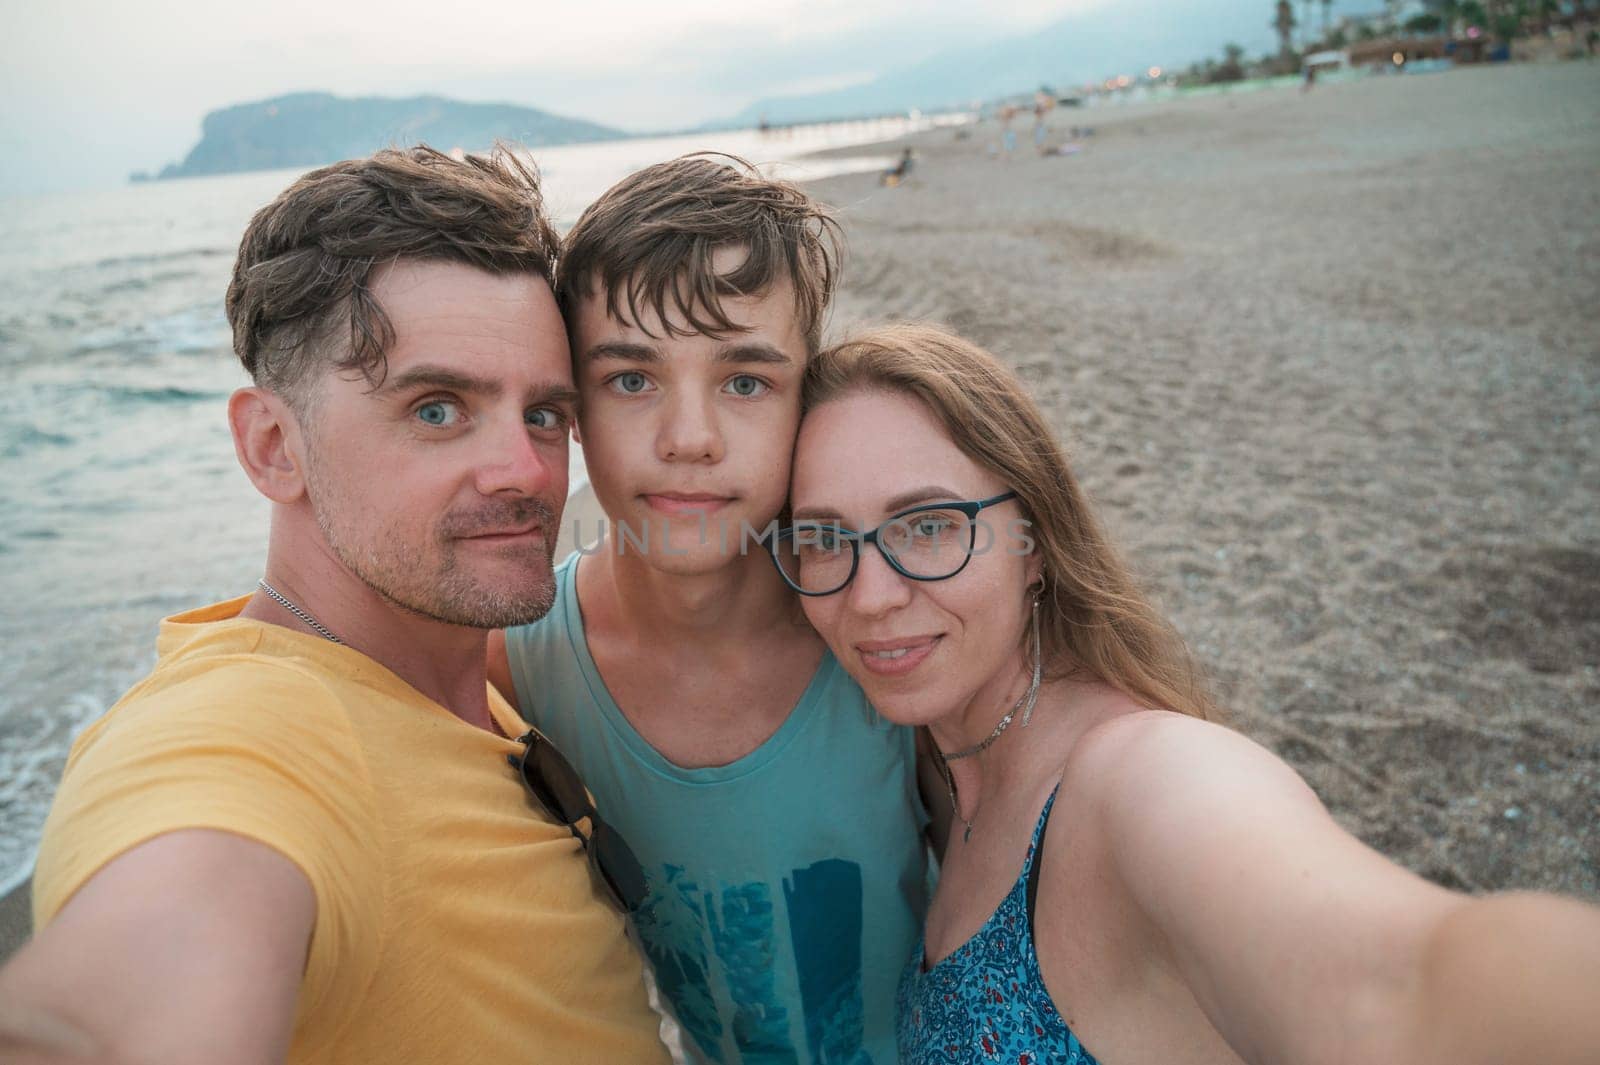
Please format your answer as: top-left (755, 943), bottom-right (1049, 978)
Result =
top-left (99, 384), bottom-right (227, 405)
top-left (93, 247), bottom-right (229, 270)
top-left (68, 305), bottom-right (230, 360)
top-left (0, 424), bottom-right (74, 460)
top-left (94, 269), bottom-right (205, 298)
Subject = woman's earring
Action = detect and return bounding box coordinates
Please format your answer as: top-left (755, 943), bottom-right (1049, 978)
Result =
top-left (1020, 577), bottom-right (1045, 727)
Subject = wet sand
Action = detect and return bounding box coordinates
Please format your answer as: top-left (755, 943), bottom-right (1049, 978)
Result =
top-left (810, 61), bottom-right (1599, 898)
top-left (0, 877), bottom-right (27, 963)
top-left (6, 60), bottom-right (1596, 965)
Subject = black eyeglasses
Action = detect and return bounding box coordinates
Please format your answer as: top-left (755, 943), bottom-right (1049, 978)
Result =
top-left (769, 491), bottom-right (1020, 597)
top-left (506, 730), bottom-right (647, 912)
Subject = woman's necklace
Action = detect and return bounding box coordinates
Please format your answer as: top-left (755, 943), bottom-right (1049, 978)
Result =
top-left (945, 597), bottom-right (1042, 761)
top-left (942, 662), bottom-right (1041, 761)
top-left (934, 748), bottom-right (977, 844)
top-left (936, 598), bottom-right (1043, 842)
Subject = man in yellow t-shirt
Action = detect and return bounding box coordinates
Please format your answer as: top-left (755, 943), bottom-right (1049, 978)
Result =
top-left (0, 148), bottom-right (669, 1065)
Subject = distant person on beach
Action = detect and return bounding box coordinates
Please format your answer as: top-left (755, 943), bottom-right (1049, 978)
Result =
top-left (773, 323), bottom-right (1600, 1064)
top-left (881, 146), bottom-right (915, 186)
top-left (999, 103), bottom-right (1019, 157)
top-left (0, 148), bottom-right (669, 1065)
top-left (487, 154), bottom-right (929, 1064)
top-left (1031, 89), bottom-right (1053, 149)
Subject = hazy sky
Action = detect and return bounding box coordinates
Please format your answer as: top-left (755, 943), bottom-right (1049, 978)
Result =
top-left (2, 0), bottom-right (1294, 198)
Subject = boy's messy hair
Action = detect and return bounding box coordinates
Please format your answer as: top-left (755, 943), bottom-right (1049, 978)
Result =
top-left (557, 153), bottom-right (843, 353)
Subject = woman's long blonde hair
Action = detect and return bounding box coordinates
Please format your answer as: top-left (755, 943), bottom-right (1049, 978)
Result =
top-left (805, 323), bottom-right (1218, 722)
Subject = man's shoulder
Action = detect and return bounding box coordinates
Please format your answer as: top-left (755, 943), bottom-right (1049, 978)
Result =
top-left (87, 643), bottom-right (359, 757)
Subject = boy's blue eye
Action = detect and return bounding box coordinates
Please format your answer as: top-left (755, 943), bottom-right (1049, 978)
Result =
top-left (614, 372), bottom-right (650, 394)
top-left (726, 375), bottom-right (767, 397)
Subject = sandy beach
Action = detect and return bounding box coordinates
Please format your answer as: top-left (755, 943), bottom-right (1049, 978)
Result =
top-left (4, 60), bottom-right (1595, 964)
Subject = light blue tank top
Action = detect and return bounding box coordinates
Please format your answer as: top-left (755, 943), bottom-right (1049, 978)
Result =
top-left (504, 553), bottom-right (930, 1065)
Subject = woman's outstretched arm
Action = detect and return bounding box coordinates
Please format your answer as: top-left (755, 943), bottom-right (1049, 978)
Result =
top-left (1080, 711), bottom-right (1600, 1065)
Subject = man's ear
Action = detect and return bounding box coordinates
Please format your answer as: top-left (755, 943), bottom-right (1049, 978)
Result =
top-left (228, 387), bottom-right (308, 504)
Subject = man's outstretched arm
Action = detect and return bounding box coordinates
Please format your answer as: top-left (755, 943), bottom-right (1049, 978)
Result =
top-left (0, 829), bottom-right (314, 1065)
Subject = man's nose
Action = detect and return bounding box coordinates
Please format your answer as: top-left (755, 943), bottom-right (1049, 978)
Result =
top-left (476, 417), bottom-right (564, 498)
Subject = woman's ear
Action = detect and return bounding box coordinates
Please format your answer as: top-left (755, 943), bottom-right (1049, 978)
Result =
top-left (1014, 513), bottom-right (1043, 590)
top-left (228, 387), bottom-right (308, 504)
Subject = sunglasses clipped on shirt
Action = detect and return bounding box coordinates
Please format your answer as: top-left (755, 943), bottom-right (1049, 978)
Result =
top-left (506, 730), bottom-right (648, 913)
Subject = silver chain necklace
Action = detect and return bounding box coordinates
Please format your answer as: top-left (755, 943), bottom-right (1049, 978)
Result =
top-left (255, 578), bottom-right (509, 739)
top-left (944, 598), bottom-right (1042, 761)
top-left (937, 595), bottom-right (1043, 843)
top-left (257, 578), bottom-right (344, 645)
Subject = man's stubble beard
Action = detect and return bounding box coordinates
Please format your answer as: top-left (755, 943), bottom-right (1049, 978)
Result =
top-left (302, 445), bottom-right (559, 630)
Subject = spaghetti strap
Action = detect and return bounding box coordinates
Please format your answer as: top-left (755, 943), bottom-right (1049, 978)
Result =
top-left (1026, 785), bottom-right (1059, 928)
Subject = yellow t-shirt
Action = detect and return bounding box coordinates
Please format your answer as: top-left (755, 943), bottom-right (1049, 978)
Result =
top-left (33, 596), bottom-right (670, 1065)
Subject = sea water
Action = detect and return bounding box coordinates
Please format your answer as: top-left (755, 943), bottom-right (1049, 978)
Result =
top-left (0, 114), bottom-right (962, 889)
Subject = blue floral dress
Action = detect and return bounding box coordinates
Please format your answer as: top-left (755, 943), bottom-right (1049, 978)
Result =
top-left (897, 790), bottom-right (1099, 1064)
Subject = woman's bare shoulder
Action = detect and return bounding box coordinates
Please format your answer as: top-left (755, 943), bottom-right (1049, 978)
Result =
top-left (1063, 703), bottom-right (1324, 832)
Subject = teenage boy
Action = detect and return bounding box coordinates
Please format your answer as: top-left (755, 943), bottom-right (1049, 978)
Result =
top-left (0, 148), bottom-right (668, 1065)
top-left (489, 155), bottom-right (929, 1064)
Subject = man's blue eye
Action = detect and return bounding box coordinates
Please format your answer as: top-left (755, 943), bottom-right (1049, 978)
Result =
top-left (527, 408), bottom-right (562, 430)
top-left (726, 375), bottom-right (767, 397)
top-left (417, 401), bottom-right (457, 426)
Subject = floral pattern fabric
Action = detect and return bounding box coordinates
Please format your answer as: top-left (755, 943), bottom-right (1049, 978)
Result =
top-left (896, 791), bottom-right (1098, 1064)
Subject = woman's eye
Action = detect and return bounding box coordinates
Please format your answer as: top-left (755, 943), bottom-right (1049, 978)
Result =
top-left (416, 400), bottom-right (460, 427)
top-left (526, 407), bottom-right (564, 431)
top-left (725, 375), bottom-right (768, 398)
top-left (913, 517), bottom-right (952, 536)
top-left (612, 372), bottom-right (651, 395)
top-left (797, 525), bottom-right (842, 553)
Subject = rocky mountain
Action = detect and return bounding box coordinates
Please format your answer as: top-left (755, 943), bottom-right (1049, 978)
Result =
top-left (142, 92), bottom-right (624, 181)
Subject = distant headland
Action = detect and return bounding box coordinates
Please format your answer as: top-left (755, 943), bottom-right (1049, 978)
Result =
top-left (130, 92), bottom-right (625, 182)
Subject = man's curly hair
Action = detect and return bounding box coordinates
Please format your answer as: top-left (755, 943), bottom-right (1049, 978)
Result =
top-left (226, 144), bottom-right (559, 406)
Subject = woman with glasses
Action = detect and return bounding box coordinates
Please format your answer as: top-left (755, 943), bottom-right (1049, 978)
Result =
top-left (773, 323), bottom-right (1600, 1065)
